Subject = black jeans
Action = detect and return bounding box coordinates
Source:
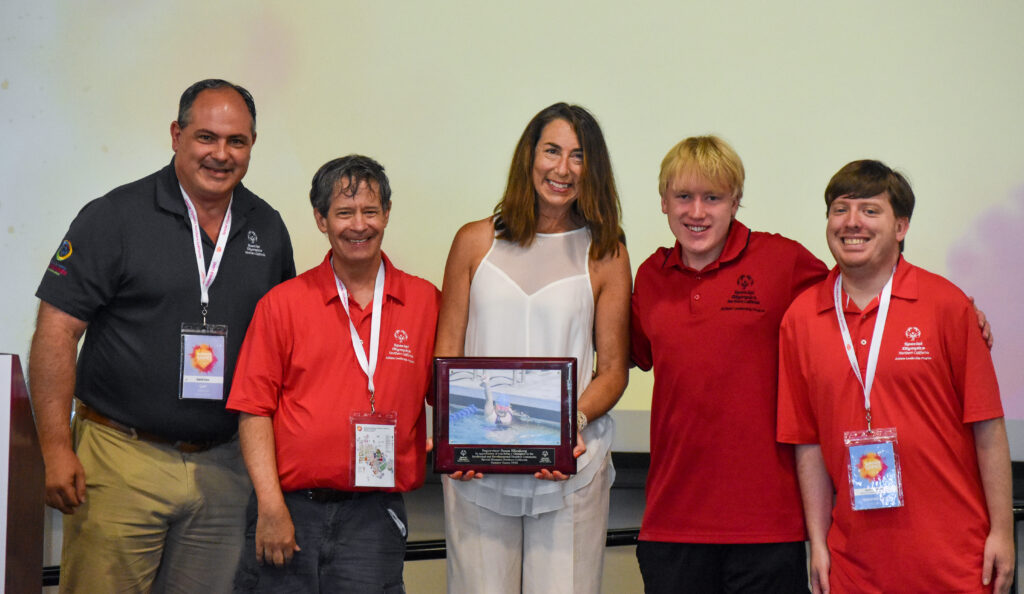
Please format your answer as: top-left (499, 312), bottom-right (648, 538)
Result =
top-left (234, 490), bottom-right (408, 593)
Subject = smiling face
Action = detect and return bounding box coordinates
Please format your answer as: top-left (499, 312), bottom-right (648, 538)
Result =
top-left (826, 192), bottom-right (908, 277)
top-left (531, 119), bottom-right (583, 220)
top-left (660, 171), bottom-right (739, 270)
top-left (171, 87), bottom-right (255, 206)
top-left (314, 179), bottom-right (390, 274)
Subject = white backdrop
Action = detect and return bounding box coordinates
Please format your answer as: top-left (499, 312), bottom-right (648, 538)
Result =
top-left (2, 1), bottom-right (1022, 455)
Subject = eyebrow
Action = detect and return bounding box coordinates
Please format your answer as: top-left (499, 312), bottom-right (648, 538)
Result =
top-left (193, 128), bottom-right (250, 141)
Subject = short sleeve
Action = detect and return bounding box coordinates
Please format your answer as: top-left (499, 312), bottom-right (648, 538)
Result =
top-left (789, 242), bottom-right (828, 302)
top-left (777, 308), bottom-right (820, 444)
top-left (946, 294), bottom-right (1003, 424)
top-left (276, 214), bottom-right (297, 282)
top-left (425, 285), bottom-right (442, 407)
top-left (630, 267), bottom-right (653, 371)
top-left (226, 292), bottom-right (289, 416)
top-left (36, 197), bottom-right (124, 321)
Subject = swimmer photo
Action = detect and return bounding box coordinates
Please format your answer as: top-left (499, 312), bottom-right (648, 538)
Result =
top-left (446, 368), bottom-right (563, 447)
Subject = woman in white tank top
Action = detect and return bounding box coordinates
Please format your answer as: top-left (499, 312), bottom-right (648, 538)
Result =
top-left (436, 103), bottom-right (632, 594)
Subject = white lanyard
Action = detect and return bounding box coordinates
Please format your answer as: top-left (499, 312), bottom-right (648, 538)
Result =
top-left (334, 259), bottom-right (386, 412)
top-left (181, 187), bottom-right (232, 321)
top-left (833, 268), bottom-right (895, 432)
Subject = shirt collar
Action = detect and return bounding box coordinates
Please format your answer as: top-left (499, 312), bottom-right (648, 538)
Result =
top-left (156, 158), bottom-right (254, 234)
top-left (662, 220), bottom-right (751, 272)
top-left (815, 255), bottom-right (917, 313)
top-left (316, 250), bottom-right (406, 307)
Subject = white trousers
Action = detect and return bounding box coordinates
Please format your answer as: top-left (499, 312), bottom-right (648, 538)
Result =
top-left (442, 453), bottom-right (612, 594)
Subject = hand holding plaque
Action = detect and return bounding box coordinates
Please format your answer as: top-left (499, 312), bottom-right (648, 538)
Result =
top-left (433, 357), bottom-right (578, 475)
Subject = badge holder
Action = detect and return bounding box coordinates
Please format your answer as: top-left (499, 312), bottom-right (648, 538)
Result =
top-left (179, 323), bottom-right (228, 400)
top-left (844, 427), bottom-right (904, 511)
top-left (351, 411), bottom-right (398, 488)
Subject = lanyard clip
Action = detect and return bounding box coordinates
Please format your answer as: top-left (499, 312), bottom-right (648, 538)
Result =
top-left (866, 408), bottom-right (873, 434)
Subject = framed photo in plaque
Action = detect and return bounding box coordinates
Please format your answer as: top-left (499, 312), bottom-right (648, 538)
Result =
top-left (433, 357), bottom-right (577, 475)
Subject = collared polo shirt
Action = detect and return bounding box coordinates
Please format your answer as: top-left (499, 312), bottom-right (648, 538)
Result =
top-left (777, 256), bottom-right (1003, 591)
top-left (36, 161), bottom-right (295, 441)
top-left (631, 220), bottom-right (827, 543)
top-left (227, 251), bottom-right (440, 492)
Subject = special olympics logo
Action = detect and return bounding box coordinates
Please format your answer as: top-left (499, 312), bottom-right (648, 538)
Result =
top-left (247, 230), bottom-right (258, 244)
top-left (394, 329), bottom-right (408, 343)
top-left (737, 274), bottom-right (754, 289)
top-left (905, 326), bottom-right (921, 341)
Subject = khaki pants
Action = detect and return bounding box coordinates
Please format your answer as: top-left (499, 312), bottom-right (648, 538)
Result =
top-left (60, 415), bottom-right (250, 594)
top-left (443, 453), bottom-right (612, 594)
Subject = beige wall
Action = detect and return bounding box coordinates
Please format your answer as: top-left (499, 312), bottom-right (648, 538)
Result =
top-left (2, 2), bottom-right (1022, 437)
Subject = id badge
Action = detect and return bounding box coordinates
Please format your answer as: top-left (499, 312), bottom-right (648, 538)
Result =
top-left (844, 427), bottom-right (904, 510)
top-left (179, 323), bottom-right (227, 400)
top-left (351, 411), bottom-right (397, 488)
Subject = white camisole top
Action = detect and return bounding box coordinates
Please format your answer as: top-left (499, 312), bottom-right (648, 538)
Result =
top-left (451, 226), bottom-right (615, 517)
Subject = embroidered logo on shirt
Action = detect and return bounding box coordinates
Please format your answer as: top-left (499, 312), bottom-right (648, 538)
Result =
top-left (385, 329), bottom-right (415, 363)
top-left (894, 326), bottom-right (932, 361)
top-left (47, 263), bottom-right (68, 276)
top-left (47, 240), bottom-right (72, 275)
top-left (56, 239), bottom-right (73, 261)
top-left (244, 229), bottom-right (266, 257)
top-left (722, 273), bottom-right (765, 312)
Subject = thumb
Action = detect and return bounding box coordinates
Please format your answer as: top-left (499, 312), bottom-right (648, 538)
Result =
top-left (75, 469), bottom-right (87, 503)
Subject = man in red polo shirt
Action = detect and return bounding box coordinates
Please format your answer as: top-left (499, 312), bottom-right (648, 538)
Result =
top-left (631, 135), bottom-right (828, 592)
top-left (777, 160), bottom-right (1013, 593)
top-left (227, 155), bottom-right (440, 592)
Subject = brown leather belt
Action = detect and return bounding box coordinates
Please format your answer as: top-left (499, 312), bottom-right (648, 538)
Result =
top-left (75, 401), bottom-right (230, 454)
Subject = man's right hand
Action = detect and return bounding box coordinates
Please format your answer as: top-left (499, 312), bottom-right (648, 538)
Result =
top-left (44, 447), bottom-right (86, 514)
top-left (256, 504), bottom-right (301, 567)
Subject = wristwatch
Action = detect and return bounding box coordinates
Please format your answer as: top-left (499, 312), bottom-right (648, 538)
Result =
top-left (577, 410), bottom-right (588, 432)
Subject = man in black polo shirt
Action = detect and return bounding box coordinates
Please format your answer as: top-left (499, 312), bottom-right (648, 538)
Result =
top-left (28, 79), bottom-right (295, 592)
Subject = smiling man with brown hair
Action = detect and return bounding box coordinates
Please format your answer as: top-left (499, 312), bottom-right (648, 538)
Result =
top-left (777, 159), bottom-right (1013, 593)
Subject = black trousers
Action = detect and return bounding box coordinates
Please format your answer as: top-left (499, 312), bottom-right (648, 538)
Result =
top-left (636, 540), bottom-right (810, 594)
